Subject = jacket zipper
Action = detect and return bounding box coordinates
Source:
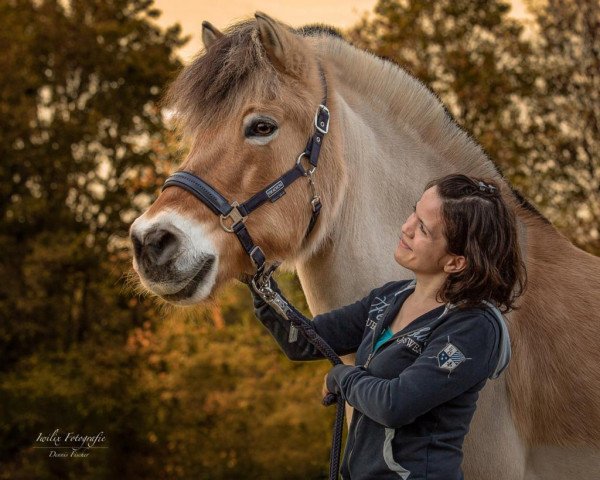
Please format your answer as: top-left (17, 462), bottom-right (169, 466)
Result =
top-left (364, 339), bottom-right (393, 368)
top-left (364, 325), bottom-right (430, 368)
top-left (346, 412), bottom-right (364, 478)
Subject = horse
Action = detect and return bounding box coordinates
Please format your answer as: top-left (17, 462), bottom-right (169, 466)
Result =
top-left (129, 13), bottom-right (600, 479)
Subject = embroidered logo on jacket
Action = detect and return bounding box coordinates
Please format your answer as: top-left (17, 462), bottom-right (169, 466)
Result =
top-left (429, 336), bottom-right (472, 376)
top-left (368, 296), bottom-right (390, 327)
top-left (396, 327), bottom-right (431, 354)
top-left (437, 343), bottom-right (466, 370)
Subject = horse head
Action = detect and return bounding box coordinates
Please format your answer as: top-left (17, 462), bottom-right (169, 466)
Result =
top-left (129, 13), bottom-right (345, 305)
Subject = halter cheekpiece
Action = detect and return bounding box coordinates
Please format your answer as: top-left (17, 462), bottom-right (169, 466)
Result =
top-left (162, 65), bottom-right (330, 276)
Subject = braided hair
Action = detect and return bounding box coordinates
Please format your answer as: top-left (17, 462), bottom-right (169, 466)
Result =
top-left (425, 174), bottom-right (527, 313)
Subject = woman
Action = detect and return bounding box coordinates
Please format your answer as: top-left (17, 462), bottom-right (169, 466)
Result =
top-left (251, 174), bottom-right (526, 480)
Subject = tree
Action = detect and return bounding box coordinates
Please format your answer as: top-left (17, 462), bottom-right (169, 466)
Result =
top-left (0, 0), bottom-right (185, 364)
top-left (349, 0), bottom-right (534, 170)
top-left (519, 0), bottom-right (599, 253)
top-left (0, 0), bottom-right (187, 475)
top-left (0, 4), bottom-right (334, 479)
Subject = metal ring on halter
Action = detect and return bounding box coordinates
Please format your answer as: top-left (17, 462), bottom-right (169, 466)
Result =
top-left (219, 201), bottom-right (247, 232)
top-left (296, 152), bottom-right (316, 176)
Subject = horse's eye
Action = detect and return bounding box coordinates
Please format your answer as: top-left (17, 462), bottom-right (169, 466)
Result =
top-left (246, 120), bottom-right (278, 137)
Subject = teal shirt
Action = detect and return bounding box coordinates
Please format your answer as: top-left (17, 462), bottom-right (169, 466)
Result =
top-left (373, 327), bottom-right (393, 352)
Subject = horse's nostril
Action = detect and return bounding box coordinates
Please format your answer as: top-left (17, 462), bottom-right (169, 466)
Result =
top-left (131, 232), bottom-right (143, 260)
top-left (143, 228), bottom-right (180, 266)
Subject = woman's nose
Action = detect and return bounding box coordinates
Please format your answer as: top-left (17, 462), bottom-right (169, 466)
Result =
top-left (401, 215), bottom-right (415, 237)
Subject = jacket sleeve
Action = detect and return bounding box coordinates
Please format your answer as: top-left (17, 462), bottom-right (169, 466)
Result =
top-left (325, 312), bottom-right (501, 427)
top-left (252, 280), bottom-right (389, 361)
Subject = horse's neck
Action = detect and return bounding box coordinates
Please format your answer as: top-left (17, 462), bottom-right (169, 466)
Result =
top-left (295, 37), bottom-right (507, 314)
top-left (295, 93), bottom-right (426, 312)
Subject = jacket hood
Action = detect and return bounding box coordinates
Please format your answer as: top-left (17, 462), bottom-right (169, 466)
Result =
top-left (402, 280), bottom-right (511, 380)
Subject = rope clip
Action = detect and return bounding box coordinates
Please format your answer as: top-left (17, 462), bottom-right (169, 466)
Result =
top-left (250, 262), bottom-right (291, 320)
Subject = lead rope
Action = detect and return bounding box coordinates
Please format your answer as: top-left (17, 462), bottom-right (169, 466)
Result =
top-left (248, 264), bottom-right (344, 480)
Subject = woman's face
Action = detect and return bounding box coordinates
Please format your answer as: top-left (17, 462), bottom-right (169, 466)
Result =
top-left (394, 186), bottom-right (461, 275)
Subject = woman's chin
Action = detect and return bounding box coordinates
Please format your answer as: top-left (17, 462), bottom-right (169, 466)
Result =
top-left (394, 250), bottom-right (409, 268)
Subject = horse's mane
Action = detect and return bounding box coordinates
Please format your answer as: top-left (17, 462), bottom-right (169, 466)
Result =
top-left (164, 18), bottom-right (549, 225)
top-left (295, 24), bottom-right (344, 38)
top-left (163, 21), bottom-right (345, 135)
top-left (317, 33), bottom-right (551, 225)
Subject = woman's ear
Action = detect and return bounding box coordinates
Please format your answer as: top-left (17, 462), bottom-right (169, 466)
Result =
top-left (443, 254), bottom-right (467, 274)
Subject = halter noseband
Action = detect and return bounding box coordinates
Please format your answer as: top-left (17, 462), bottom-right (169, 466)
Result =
top-left (162, 66), bottom-right (330, 275)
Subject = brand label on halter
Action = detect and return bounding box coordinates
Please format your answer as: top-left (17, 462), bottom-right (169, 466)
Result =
top-left (266, 180), bottom-right (286, 202)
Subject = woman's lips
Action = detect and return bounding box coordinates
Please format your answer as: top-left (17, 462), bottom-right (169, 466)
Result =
top-left (399, 237), bottom-right (412, 250)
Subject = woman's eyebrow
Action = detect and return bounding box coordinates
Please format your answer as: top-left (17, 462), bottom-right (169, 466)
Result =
top-left (414, 203), bottom-right (432, 234)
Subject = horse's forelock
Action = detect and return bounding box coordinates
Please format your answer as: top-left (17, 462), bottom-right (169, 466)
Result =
top-left (164, 20), bottom-right (279, 137)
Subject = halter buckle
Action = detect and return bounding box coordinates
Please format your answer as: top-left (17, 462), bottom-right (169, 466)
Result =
top-left (296, 153), bottom-right (316, 176)
top-left (314, 104), bottom-right (330, 134)
top-left (219, 201), bottom-right (247, 232)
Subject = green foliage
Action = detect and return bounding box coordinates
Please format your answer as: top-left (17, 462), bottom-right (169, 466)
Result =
top-left (0, 0), bottom-right (185, 365)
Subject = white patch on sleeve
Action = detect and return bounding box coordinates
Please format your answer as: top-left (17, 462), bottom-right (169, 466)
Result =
top-left (429, 336), bottom-right (472, 377)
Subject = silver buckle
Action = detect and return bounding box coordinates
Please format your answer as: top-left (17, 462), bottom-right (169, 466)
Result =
top-left (314, 104), bottom-right (330, 134)
top-left (296, 153), bottom-right (316, 176)
top-left (219, 201), bottom-right (247, 232)
top-left (249, 246), bottom-right (263, 268)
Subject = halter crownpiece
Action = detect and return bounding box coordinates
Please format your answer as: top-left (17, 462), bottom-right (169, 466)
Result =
top-left (162, 64), bottom-right (330, 276)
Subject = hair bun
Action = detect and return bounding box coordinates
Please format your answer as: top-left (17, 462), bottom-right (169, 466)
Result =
top-left (477, 181), bottom-right (497, 194)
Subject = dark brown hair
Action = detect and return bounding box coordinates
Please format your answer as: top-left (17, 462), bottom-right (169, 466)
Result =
top-left (426, 174), bottom-right (527, 313)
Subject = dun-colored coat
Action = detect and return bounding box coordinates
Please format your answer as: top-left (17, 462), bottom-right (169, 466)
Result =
top-left (130, 13), bottom-right (600, 479)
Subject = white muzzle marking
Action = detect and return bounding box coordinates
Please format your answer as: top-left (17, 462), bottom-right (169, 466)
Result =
top-left (130, 209), bottom-right (219, 304)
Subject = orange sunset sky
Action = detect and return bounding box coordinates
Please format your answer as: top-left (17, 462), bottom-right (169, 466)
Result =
top-left (153, 0), bottom-right (531, 62)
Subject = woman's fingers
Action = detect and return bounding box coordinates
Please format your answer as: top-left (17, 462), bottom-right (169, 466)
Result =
top-left (322, 373), bottom-right (330, 399)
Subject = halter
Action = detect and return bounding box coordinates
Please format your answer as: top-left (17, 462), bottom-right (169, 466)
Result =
top-left (162, 66), bottom-right (330, 276)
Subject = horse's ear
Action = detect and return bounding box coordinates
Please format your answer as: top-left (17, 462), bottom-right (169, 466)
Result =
top-left (255, 12), bottom-right (305, 76)
top-left (202, 21), bottom-right (224, 50)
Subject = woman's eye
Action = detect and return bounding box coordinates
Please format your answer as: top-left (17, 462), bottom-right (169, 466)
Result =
top-left (246, 121), bottom-right (277, 137)
top-left (420, 223), bottom-right (427, 234)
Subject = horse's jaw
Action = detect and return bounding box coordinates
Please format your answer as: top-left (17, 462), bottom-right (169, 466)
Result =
top-left (130, 209), bottom-right (220, 305)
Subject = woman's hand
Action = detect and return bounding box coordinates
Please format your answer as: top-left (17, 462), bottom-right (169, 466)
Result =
top-left (322, 372), bottom-right (333, 400)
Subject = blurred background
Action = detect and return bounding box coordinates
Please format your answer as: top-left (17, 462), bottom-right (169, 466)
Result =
top-left (0, 0), bottom-right (598, 478)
